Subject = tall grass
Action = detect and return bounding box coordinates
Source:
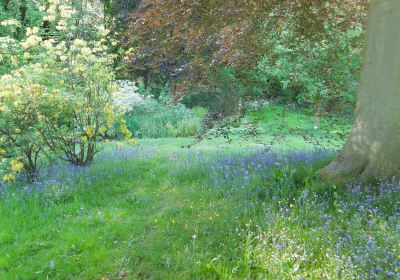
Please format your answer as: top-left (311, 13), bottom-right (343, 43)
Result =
top-left (125, 101), bottom-right (207, 138)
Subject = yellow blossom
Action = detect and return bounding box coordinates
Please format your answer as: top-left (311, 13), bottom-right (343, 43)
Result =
top-left (10, 159), bottom-right (24, 171)
top-left (86, 125), bottom-right (93, 138)
top-left (0, 104), bottom-right (8, 112)
top-left (1, 19), bottom-right (19, 26)
top-left (43, 15), bottom-right (56, 22)
top-left (46, 7), bottom-right (56, 15)
top-left (60, 6), bottom-right (75, 18)
top-left (3, 174), bottom-right (16, 182)
top-left (56, 20), bottom-right (67, 31)
top-left (98, 26), bottom-right (111, 37)
top-left (42, 40), bottom-right (54, 50)
top-left (11, 56), bottom-right (18, 66)
top-left (22, 35), bottom-right (42, 49)
top-left (73, 39), bottom-right (87, 48)
top-left (26, 27), bottom-right (39, 36)
top-left (56, 42), bottom-right (66, 50)
top-left (81, 47), bottom-right (92, 57)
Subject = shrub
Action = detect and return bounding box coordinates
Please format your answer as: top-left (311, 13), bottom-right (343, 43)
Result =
top-left (0, 2), bottom-right (132, 181)
top-left (112, 80), bottom-right (143, 114)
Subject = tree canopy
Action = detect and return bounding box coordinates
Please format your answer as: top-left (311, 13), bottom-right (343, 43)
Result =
top-left (125, 0), bottom-right (368, 94)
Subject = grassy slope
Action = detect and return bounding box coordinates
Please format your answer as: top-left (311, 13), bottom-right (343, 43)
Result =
top-left (245, 105), bottom-right (352, 150)
top-left (0, 147), bottom-right (256, 279)
top-left (137, 104), bottom-right (352, 152)
top-left (0, 107), bottom-right (398, 279)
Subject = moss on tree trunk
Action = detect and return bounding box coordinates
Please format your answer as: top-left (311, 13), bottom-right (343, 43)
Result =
top-left (321, 0), bottom-right (400, 181)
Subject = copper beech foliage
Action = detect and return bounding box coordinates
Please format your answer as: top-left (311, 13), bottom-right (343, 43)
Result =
top-left (125, 0), bottom-right (369, 96)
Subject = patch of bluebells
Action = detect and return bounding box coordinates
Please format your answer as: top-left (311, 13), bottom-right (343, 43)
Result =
top-left (170, 148), bottom-right (331, 191)
top-left (347, 177), bottom-right (400, 217)
top-left (333, 180), bottom-right (399, 279)
top-left (96, 146), bottom-right (158, 161)
top-left (0, 146), bottom-right (156, 205)
top-left (232, 178), bottom-right (400, 279)
top-left (168, 148), bottom-right (400, 278)
top-left (0, 165), bottom-right (89, 208)
top-left (1, 146), bottom-right (399, 278)
top-left (210, 149), bottom-right (329, 188)
top-left (242, 177), bottom-right (400, 279)
top-left (168, 148), bottom-right (234, 179)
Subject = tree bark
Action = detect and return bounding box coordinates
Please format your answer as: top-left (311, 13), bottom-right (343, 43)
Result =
top-left (2, 0), bottom-right (10, 11)
top-left (313, 100), bottom-right (321, 130)
top-left (19, 0), bottom-right (27, 25)
top-left (321, 0), bottom-right (400, 181)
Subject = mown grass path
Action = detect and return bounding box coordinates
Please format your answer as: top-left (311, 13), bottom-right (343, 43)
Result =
top-left (0, 152), bottom-right (236, 279)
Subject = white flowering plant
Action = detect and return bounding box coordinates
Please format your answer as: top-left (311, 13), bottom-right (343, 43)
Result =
top-left (112, 80), bottom-right (143, 114)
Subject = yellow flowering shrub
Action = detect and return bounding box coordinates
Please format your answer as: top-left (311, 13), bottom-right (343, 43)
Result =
top-left (0, 1), bottom-right (134, 181)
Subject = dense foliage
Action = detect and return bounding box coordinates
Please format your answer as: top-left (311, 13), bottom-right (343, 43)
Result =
top-left (124, 0), bottom-right (368, 124)
top-left (0, 1), bottom-right (132, 181)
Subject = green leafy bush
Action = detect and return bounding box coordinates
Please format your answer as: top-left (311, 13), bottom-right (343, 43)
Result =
top-left (256, 14), bottom-right (365, 115)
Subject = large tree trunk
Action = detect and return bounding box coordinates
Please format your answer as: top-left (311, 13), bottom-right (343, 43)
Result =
top-left (321, 0), bottom-right (400, 181)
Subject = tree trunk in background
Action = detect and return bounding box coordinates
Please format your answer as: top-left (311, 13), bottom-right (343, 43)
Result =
top-left (313, 100), bottom-right (321, 130)
top-left (2, 0), bottom-right (10, 11)
top-left (103, 0), bottom-right (113, 28)
top-left (19, 0), bottom-right (27, 25)
top-left (321, 0), bottom-right (400, 181)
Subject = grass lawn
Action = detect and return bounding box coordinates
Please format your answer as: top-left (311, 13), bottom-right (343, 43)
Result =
top-left (0, 138), bottom-right (399, 279)
top-left (136, 104), bottom-right (352, 152)
top-left (0, 107), bottom-right (398, 279)
top-left (245, 105), bottom-right (352, 150)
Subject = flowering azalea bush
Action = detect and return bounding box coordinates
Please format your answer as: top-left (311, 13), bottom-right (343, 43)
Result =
top-left (0, 66), bottom-right (51, 181)
top-left (0, 1), bottom-right (133, 181)
top-left (112, 80), bottom-right (143, 114)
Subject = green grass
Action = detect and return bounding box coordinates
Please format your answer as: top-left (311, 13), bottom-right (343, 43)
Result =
top-left (0, 139), bottom-right (398, 279)
top-left (245, 105), bottom-right (352, 150)
top-left (132, 104), bottom-right (352, 152)
top-left (0, 107), bottom-right (397, 279)
top-left (123, 104), bottom-right (352, 152)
